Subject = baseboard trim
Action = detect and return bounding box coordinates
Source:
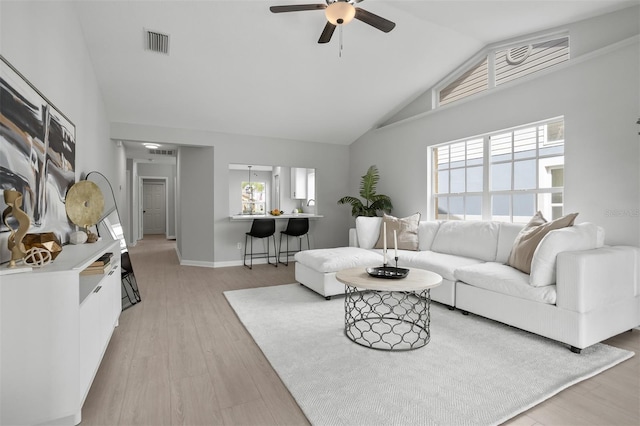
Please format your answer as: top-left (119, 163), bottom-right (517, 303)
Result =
top-left (174, 249), bottom-right (295, 268)
top-left (180, 259), bottom-right (217, 268)
top-left (214, 257), bottom-right (295, 268)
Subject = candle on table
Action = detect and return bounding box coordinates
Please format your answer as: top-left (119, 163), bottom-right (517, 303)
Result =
top-left (394, 230), bottom-right (398, 259)
top-left (383, 222), bottom-right (387, 264)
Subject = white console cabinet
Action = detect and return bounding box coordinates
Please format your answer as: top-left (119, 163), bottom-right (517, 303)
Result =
top-left (0, 240), bottom-right (121, 425)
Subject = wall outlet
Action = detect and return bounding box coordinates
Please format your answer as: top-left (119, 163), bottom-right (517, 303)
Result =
top-left (236, 242), bottom-right (242, 250)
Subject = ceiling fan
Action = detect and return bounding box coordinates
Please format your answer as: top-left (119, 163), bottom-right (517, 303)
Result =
top-left (270, 0), bottom-right (396, 44)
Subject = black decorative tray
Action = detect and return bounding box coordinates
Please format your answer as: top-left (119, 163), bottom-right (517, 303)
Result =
top-left (366, 266), bottom-right (410, 279)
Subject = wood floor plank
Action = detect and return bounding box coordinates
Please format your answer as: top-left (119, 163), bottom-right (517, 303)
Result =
top-left (80, 323), bottom-right (138, 424)
top-left (81, 235), bottom-right (639, 426)
top-left (231, 338), bottom-right (309, 425)
top-left (204, 343), bottom-right (263, 410)
top-left (167, 320), bottom-right (210, 381)
top-left (118, 354), bottom-right (172, 425)
top-left (170, 374), bottom-right (224, 426)
top-left (133, 304), bottom-right (169, 359)
top-left (221, 398), bottom-right (277, 426)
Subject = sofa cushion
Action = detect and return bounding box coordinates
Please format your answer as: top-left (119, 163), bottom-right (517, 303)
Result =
top-left (374, 213), bottom-right (421, 251)
top-left (530, 222), bottom-right (601, 287)
top-left (294, 247), bottom-right (383, 273)
top-left (406, 251), bottom-right (483, 282)
top-left (455, 262), bottom-right (557, 304)
top-left (431, 221), bottom-right (500, 262)
top-left (355, 216), bottom-right (382, 249)
top-left (495, 222), bottom-right (524, 264)
top-left (507, 212), bottom-right (578, 275)
top-left (418, 221), bottom-right (441, 251)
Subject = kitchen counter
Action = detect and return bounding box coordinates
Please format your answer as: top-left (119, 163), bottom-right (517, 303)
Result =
top-left (230, 213), bottom-right (323, 220)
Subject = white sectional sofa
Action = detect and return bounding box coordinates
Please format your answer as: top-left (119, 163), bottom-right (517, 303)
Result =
top-left (294, 217), bottom-right (640, 352)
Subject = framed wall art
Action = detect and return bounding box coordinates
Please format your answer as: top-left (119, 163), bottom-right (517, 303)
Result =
top-left (1, 55), bottom-right (76, 262)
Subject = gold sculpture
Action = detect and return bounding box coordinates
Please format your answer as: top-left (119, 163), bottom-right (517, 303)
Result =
top-left (2, 189), bottom-right (30, 267)
top-left (23, 232), bottom-right (63, 260)
top-left (65, 181), bottom-right (104, 243)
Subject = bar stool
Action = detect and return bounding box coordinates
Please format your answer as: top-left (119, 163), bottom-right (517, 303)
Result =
top-left (244, 218), bottom-right (277, 269)
top-left (278, 217), bottom-right (310, 266)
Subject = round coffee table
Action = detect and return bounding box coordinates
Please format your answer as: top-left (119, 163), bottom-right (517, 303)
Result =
top-left (336, 266), bottom-right (442, 351)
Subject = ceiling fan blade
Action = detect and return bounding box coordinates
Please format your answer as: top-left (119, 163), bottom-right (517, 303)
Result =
top-left (354, 7), bottom-right (396, 33)
top-left (318, 22), bottom-right (336, 44)
top-left (270, 4), bottom-right (326, 13)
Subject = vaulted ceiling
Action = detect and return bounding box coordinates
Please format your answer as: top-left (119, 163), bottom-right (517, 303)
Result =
top-left (74, 0), bottom-right (636, 145)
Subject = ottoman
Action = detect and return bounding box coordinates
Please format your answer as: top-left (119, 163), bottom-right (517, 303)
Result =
top-left (294, 247), bottom-right (384, 299)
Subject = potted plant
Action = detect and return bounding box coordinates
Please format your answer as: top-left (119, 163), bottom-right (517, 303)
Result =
top-left (337, 165), bottom-right (393, 217)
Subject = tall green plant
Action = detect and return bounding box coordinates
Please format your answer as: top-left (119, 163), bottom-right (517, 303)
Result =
top-left (337, 165), bottom-right (393, 217)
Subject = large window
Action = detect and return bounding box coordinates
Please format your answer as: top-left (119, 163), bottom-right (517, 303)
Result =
top-left (432, 118), bottom-right (564, 223)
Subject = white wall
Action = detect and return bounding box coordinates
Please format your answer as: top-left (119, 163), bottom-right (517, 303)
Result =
top-left (1, 1), bottom-right (120, 260)
top-left (111, 123), bottom-right (351, 266)
top-left (349, 9), bottom-right (640, 246)
top-left (176, 146), bottom-right (215, 264)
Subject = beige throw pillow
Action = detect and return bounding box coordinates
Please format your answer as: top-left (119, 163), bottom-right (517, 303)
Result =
top-left (507, 211), bottom-right (578, 274)
top-left (374, 213), bottom-right (421, 251)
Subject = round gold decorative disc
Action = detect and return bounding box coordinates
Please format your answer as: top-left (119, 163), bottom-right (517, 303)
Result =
top-left (65, 181), bottom-right (105, 228)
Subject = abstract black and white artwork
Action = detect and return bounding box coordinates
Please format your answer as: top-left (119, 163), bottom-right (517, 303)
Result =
top-left (0, 55), bottom-right (76, 261)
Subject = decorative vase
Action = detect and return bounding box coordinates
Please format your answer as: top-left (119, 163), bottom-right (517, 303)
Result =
top-left (2, 190), bottom-right (30, 267)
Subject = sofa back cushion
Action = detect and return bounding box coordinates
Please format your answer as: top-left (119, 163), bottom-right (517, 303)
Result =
top-left (418, 221), bottom-right (441, 251)
top-left (495, 222), bottom-right (525, 264)
top-left (529, 222), bottom-right (602, 287)
top-left (355, 216), bottom-right (382, 249)
top-left (431, 221), bottom-right (500, 262)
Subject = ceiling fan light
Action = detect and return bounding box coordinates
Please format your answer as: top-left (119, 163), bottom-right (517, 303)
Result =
top-left (325, 2), bottom-right (355, 25)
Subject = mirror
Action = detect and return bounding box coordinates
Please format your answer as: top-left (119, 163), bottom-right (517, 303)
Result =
top-left (228, 164), bottom-right (316, 216)
top-left (86, 171), bottom-right (141, 310)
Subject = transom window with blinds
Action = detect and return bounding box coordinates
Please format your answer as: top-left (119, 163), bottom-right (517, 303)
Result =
top-left (431, 117), bottom-right (565, 223)
top-left (439, 35), bottom-right (569, 107)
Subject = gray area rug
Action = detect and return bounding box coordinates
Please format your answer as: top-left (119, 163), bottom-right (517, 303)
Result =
top-left (224, 284), bottom-right (634, 425)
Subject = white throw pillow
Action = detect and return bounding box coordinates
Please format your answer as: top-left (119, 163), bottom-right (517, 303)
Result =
top-left (355, 216), bottom-right (382, 249)
top-left (529, 223), bottom-right (600, 287)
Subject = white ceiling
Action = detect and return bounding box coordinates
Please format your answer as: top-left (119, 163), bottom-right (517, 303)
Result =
top-left (74, 0), bottom-right (636, 146)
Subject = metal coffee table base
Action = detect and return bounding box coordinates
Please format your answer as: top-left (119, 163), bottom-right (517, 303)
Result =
top-left (344, 284), bottom-right (432, 351)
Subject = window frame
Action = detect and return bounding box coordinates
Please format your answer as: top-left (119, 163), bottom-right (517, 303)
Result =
top-left (430, 117), bottom-right (565, 223)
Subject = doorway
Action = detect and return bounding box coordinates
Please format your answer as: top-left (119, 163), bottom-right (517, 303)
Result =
top-left (142, 180), bottom-right (167, 236)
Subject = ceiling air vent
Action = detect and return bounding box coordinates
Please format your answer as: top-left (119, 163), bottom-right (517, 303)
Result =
top-left (145, 30), bottom-right (170, 54)
top-left (148, 149), bottom-right (175, 156)
top-left (506, 45), bottom-right (532, 65)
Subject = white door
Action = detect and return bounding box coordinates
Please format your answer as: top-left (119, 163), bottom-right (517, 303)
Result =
top-left (143, 182), bottom-right (166, 235)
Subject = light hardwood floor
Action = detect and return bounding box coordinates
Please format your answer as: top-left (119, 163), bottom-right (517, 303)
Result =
top-left (82, 235), bottom-right (639, 425)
